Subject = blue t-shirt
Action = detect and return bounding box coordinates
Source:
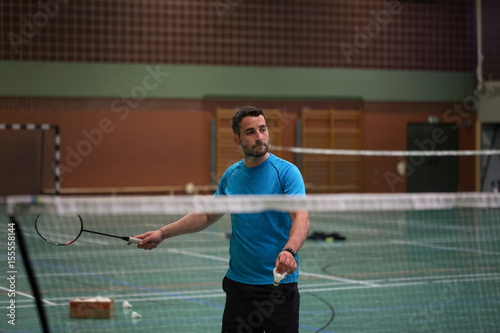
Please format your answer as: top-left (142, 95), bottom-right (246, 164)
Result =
top-left (215, 153), bottom-right (306, 285)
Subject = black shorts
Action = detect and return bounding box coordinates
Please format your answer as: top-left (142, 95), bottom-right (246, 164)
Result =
top-left (221, 276), bottom-right (300, 333)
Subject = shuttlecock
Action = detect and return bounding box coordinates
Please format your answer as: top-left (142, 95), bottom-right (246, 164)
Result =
top-left (185, 182), bottom-right (195, 194)
top-left (131, 311), bottom-right (141, 319)
top-left (273, 267), bottom-right (287, 287)
top-left (122, 301), bottom-right (132, 308)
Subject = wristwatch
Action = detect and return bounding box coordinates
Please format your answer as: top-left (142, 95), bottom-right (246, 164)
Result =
top-left (281, 247), bottom-right (296, 257)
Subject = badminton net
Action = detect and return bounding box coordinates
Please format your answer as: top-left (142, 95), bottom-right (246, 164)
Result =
top-left (5, 192), bottom-right (500, 332)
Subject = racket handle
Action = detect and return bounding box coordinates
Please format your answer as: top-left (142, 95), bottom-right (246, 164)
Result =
top-left (128, 237), bottom-right (142, 244)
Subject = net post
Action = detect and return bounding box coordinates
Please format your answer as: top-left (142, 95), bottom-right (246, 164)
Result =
top-left (475, 120), bottom-right (481, 191)
top-left (210, 119), bottom-right (217, 186)
top-left (53, 125), bottom-right (60, 195)
top-left (296, 119), bottom-right (302, 172)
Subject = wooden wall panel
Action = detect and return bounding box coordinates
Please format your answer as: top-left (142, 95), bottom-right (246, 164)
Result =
top-left (301, 108), bottom-right (363, 192)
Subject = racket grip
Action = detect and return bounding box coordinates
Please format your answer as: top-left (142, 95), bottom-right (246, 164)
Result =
top-left (128, 237), bottom-right (142, 244)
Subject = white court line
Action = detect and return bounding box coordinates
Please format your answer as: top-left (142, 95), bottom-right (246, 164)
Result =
top-left (44, 288), bottom-right (225, 302)
top-left (39, 265), bottom-right (228, 277)
top-left (12, 293), bottom-right (227, 308)
top-left (299, 280), bottom-right (379, 289)
top-left (119, 280), bottom-right (421, 297)
top-left (0, 281), bottom-right (426, 308)
top-left (433, 276), bottom-right (500, 284)
top-left (168, 248), bottom-right (377, 288)
top-left (20, 231), bottom-right (109, 245)
top-left (392, 236), bottom-right (500, 244)
top-left (0, 286), bottom-right (56, 306)
top-left (4, 265), bottom-right (229, 279)
top-left (12, 304), bottom-right (63, 308)
top-left (309, 222), bottom-right (403, 237)
top-left (116, 293), bottom-right (225, 302)
top-left (404, 220), bottom-right (481, 231)
top-left (299, 273), bottom-right (500, 288)
top-left (166, 248), bottom-right (230, 263)
top-left (10, 273), bottom-right (500, 309)
top-left (392, 240), bottom-right (500, 255)
top-left (300, 272), bottom-right (381, 287)
top-left (388, 272), bottom-right (500, 282)
top-left (26, 246), bottom-right (230, 260)
top-left (23, 248), bottom-right (222, 262)
top-left (300, 281), bottom-right (429, 293)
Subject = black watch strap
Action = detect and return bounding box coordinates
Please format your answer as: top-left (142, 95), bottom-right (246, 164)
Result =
top-left (281, 247), bottom-right (296, 257)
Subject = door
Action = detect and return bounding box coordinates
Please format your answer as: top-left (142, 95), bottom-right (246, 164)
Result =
top-left (406, 123), bottom-right (458, 192)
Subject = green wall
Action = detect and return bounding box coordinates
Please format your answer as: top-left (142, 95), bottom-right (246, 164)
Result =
top-left (0, 61), bottom-right (475, 102)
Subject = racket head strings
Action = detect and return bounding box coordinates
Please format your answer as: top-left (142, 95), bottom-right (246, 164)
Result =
top-left (35, 214), bottom-right (84, 246)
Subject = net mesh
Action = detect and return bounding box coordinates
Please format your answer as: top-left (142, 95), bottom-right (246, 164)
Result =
top-left (5, 193), bottom-right (500, 332)
top-left (272, 145), bottom-right (500, 193)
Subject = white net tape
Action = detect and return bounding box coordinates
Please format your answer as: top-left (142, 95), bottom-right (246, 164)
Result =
top-left (7, 193), bottom-right (500, 216)
top-left (273, 146), bottom-right (500, 157)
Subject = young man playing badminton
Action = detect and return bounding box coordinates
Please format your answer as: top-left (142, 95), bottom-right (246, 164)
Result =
top-left (134, 106), bottom-right (310, 332)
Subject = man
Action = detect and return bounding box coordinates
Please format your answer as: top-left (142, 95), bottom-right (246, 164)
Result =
top-left (134, 106), bottom-right (309, 332)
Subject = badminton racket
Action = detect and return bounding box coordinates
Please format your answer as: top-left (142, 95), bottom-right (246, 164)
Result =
top-left (35, 214), bottom-right (142, 246)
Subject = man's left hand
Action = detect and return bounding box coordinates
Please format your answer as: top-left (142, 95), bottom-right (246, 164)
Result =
top-left (275, 250), bottom-right (297, 275)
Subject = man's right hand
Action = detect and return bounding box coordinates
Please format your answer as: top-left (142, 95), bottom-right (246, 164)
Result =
top-left (128, 229), bottom-right (164, 250)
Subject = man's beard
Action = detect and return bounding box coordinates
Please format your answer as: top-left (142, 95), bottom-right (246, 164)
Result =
top-left (240, 141), bottom-right (269, 158)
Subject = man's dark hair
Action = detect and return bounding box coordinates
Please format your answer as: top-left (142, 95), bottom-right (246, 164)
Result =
top-left (231, 106), bottom-right (266, 135)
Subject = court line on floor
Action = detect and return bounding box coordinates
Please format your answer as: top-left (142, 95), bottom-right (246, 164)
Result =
top-left (5, 314), bottom-right (337, 333)
top-left (6, 271), bottom-right (499, 307)
top-left (392, 240), bottom-right (500, 255)
top-left (100, 247), bottom-right (373, 289)
top-left (11, 246), bottom-right (499, 309)
top-left (166, 248), bottom-right (230, 263)
top-left (3, 264), bottom-right (228, 280)
top-left (386, 272), bottom-right (500, 282)
top-left (12, 298), bottom-right (500, 333)
top-left (0, 285), bottom-right (56, 305)
top-left (19, 246), bottom-right (230, 260)
top-left (7, 275), bottom-right (500, 309)
top-left (166, 248), bottom-right (379, 288)
top-left (300, 272), bottom-right (380, 287)
top-left (0, 279), bottom-right (459, 306)
top-left (7, 245), bottom-right (499, 290)
top-left (29, 259), bottom-right (225, 309)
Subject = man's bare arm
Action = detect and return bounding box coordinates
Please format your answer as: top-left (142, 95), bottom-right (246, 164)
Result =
top-left (132, 213), bottom-right (224, 250)
top-left (275, 210), bottom-right (310, 274)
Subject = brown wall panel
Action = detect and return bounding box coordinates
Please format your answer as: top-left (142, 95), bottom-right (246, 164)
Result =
top-left (0, 100), bottom-right (212, 193)
top-left (363, 102), bottom-right (477, 193)
top-left (0, 97), bottom-right (477, 195)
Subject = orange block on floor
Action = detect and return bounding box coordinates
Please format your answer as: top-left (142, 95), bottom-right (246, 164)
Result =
top-left (70, 297), bottom-right (115, 319)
